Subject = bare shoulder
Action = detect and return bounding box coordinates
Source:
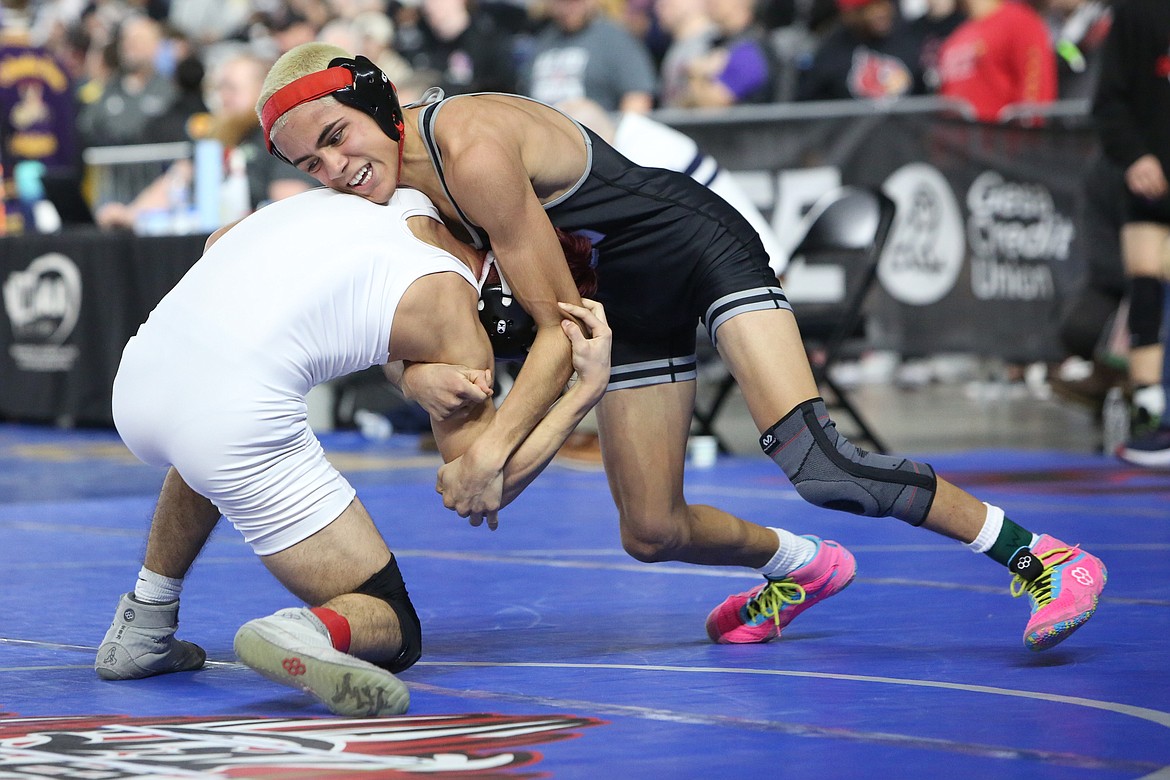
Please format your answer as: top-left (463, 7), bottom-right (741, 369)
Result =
top-left (433, 95), bottom-right (587, 202)
top-left (434, 94), bottom-right (566, 141)
top-left (391, 270), bottom-right (490, 368)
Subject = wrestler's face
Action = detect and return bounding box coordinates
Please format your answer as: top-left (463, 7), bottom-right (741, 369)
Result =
top-left (273, 100), bottom-right (399, 204)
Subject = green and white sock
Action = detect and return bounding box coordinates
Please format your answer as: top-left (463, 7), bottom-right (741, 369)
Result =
top-left (967, 503), bottom-right (1038, 568)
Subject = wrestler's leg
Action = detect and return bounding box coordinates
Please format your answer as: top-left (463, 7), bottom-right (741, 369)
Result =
top-left (596, 380), bottom-right (778, 568)
top-left (143, 467), bottom-right (221, 579)
top-left (596, 375), bottom-right (856, 644)
top-left (258, 497), bottom-right (405, 664)
top-left (234, 497), bottom-right (416, 716)
top-left (714, 308), bottom-right (984, 542)
top-left (714, 307), bottom-right (1107, 650)
top-left (95, 468), bottom-right (215, 680)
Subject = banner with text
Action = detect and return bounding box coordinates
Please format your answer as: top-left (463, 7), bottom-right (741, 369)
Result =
top-left (670, 112), bottom-right (1115, 361)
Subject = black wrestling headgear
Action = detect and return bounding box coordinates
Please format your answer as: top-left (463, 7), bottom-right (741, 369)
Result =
top-left (261, 54), bottom-right (405, 159)
top-left (477, 285), bottom-right (536, 363)
top-left (327, 55), bottom-right (405, 143)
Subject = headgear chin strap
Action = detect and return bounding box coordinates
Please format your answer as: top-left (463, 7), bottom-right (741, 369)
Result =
top-left (260, 55), bottom-right (405, 161)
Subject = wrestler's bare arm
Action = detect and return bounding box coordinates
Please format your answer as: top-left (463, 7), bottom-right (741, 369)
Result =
top-left (465, 167), bottom-right (573, 402)
top-left (424, 296), bottom-right (609, 519)
top-left (433, 126), bottom-right (582, 477)
top-left (392, 274), bottom-right (607, 515)
top-left (384, 360), bottom-right (493, 421)
top-left (487, 300), bottom-right (610, 505)
top-left (389, 271), bottom-right (497, 453)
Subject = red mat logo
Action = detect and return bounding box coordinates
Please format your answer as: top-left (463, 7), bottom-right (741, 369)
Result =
top-left (0, 712), bottom-right (604, 778)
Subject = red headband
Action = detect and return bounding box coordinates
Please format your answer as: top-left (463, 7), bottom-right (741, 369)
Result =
top-left (260, 67), bottom-right (354, 153)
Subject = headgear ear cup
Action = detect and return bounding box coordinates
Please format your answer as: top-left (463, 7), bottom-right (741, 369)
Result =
top-left (472, 229), bottom-right (598, 363)
top-left (327, 55), bottom-right (404, 142)
top-left (260, 55), bottom-right (405, 159)
top-left (477, 285), bottom-right (537, 363)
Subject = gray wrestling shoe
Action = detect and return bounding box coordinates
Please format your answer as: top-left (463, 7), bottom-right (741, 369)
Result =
top-left (95, 593), bottom-right (206, 680)
top-left (234, 608), bottom-right (410, 717)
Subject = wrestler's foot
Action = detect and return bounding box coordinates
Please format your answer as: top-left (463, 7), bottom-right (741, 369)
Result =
top-left (706, 537), bottom-right (856, 644)
top-left (1011, 535), bottom-right (1106, 651)
top-left (95, 593), bottom-right (206, 680)
top-left (234, 608), bottom-right (410, 716)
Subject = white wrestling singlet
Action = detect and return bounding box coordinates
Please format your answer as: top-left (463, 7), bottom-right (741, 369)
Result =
top-left (113, 188), bottom-right (478, 555)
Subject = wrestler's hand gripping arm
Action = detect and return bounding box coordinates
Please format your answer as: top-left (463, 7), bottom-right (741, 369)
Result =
top-left (424, 135), bottom-right (584, 517)
top-left (435, 299), bottom-right (610, 528)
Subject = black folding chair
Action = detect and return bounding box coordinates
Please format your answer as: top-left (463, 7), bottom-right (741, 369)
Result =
top-left (693, 185), bottom-right (897, 454)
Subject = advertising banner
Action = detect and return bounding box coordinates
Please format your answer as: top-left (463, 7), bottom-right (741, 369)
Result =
top-left (669, 110), bottom-right (1117, 361)
top-left (1, 230), bottom-right (203, 424)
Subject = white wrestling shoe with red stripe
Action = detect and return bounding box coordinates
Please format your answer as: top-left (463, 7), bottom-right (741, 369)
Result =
top-left (234, 608), bottom-right (410, 716)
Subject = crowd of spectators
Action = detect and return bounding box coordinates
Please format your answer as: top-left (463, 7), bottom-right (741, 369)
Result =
top-left (0, 0), bottom-right (1116, 232)
top-left (0, 0), bottom-right (1124, 273)
top-left (3, 0), bottom-right (1162, 460)
top-left (1, 0), bottom-right (1109, 227)
top-left (4, 0), bottom-right (1107, 133)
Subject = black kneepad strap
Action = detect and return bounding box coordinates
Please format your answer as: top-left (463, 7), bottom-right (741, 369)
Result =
top-left (761, 398), bottom-right (937, 526)
top-left (355, 556), bottom-right (422, 674)
top-left (1128, 276), bottom-right (1166, 348)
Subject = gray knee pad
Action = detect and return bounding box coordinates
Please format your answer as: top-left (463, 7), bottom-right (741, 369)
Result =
top-left (355, 556), bottom-right (421, 673)
top-left (760, 398), bottom-right (937, 525)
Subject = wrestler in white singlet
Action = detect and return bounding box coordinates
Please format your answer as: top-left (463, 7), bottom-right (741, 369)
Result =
top-left (113, 187), bottom-right (478, 555)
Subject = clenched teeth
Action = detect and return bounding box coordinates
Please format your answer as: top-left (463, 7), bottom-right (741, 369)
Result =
top-left (348, 164), bottom-right (371, 188)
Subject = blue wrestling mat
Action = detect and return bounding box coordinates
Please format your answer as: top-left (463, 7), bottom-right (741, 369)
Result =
top-left (2, 422), bottom-right (1168, 779)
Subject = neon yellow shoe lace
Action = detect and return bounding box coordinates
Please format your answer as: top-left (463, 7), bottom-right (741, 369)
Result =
top-left (746, 579), bottom-right (807, 627)
top-left (1010, 545), bottom-right (1077, 606)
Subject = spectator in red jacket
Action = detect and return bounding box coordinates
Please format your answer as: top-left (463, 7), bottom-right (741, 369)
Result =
top-left (936, 0), bottom-right (1057, 122)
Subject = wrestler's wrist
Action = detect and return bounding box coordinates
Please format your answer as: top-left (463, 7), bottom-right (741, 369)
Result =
top-left (466, 436), bottom-right (510, 472)
top-left (562, 375), bottom-right (606, 411)
top-left (384, 361), bottom-right (407, 391)
top-left (398, 361), bottom-right (434, 401)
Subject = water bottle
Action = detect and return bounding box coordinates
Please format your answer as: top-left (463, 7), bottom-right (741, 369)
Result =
top-left (219, 148), bottom-right (251, 224)
top-left (1101, 386), bottom-right (1129, 456)
top-left (193, 138), bottom-right (224, 233)
top-left (13, 161), bottom-right (61, 233)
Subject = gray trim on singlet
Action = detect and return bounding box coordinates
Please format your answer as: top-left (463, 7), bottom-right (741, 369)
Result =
top-left (415, 92), bottom-right (595, 249)
top-left (608, 355), bottom-right (699, 391)
top-left (418, 97), bottom-right (485, 249)
top-left (705, 286), bottom-right (792, 347)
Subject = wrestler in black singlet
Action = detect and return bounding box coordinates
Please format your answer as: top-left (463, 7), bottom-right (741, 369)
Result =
top-left (418, 95), bottom-right (791, 390)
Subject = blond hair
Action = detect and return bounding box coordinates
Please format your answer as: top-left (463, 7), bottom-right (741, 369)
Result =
top-left (256, 42), bottom-right (353, 140)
